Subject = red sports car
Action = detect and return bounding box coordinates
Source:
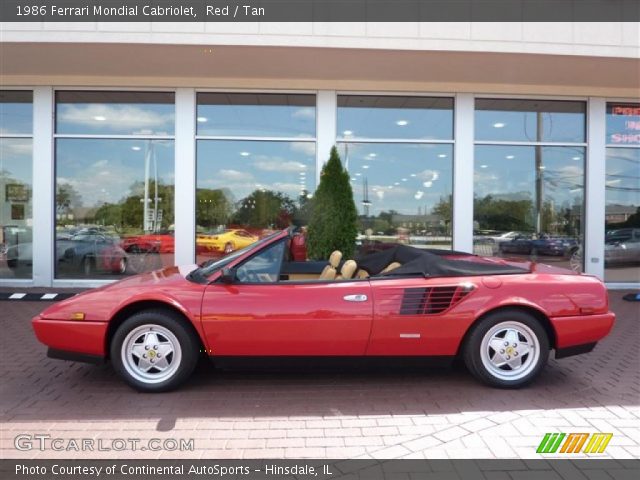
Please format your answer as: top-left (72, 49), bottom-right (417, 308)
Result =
top-left (32, 229), bottom-right (615, 392)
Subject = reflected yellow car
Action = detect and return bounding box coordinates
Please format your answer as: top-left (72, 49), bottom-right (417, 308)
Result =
top-left (196, 229), bottom-right (259, 254)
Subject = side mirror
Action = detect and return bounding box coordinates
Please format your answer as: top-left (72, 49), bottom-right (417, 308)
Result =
top-left (220, 267), bottom-right (236, 284)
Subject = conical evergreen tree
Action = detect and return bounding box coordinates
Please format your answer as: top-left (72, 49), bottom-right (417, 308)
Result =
top-left (307, 146), bottom-right (358, 259)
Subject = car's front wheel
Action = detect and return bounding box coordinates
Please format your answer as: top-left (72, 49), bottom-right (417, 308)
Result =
top-left (463, 310), bottom-right (549, 388)
top-left (110, 310), bottom-right (200, 392)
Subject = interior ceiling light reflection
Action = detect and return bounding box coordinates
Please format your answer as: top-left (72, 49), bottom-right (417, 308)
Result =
top-left (93, 116), bottom-right (106, 121)
top-left (197, 117), bottom-right (207, 123)
top-left (396, 120), bottom-right (409, 126)
top-left (492, 122), bottom-right (506, 128)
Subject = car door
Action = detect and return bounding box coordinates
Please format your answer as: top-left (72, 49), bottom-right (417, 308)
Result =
top-left (366, 276), bottom-right (473, 356)
top-left (200, 240), bottom-right (373, 356)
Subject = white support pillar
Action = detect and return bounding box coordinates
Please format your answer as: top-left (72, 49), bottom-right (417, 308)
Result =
top-left (32, 87), bottom-right (54, 287)
top-left (316, 90), bottom-right (337, 183)
top-left (584, 98), bottom-right (606, 280)
top-left (453, 93), bottom-right (474, 253)
top-left (174, 88), bottom-right (196, 266)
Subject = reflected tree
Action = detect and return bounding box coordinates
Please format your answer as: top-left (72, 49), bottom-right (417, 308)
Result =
top-left (232, 189), bottom-right (296, 229)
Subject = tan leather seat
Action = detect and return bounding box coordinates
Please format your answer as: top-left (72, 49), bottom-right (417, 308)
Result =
top-left (381, 261), bottom-right (402, 274)
top-left (356, 269), bottom-right (370, 279)
top-left (337, 259), bottom-right (357, 280)
top-left (319, 250), bottom-right (342, 280)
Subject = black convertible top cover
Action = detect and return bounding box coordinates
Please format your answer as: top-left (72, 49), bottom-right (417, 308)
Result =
top-left (356, 244), bottom-right (529, 277)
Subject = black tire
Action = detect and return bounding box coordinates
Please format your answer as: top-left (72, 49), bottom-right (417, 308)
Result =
top-left (463, 309), bottom-right (549, 388)
top-left (81, 256), bottom-right (94, 276)
top-left (110, 309), bottom-right (201, 392)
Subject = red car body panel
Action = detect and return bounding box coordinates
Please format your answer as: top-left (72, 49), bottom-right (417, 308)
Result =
top-left (33, 230), bottom-right (615, 365)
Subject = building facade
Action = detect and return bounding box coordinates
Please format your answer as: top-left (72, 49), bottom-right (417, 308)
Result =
top-left (0, 22), bottom-right (639, 287)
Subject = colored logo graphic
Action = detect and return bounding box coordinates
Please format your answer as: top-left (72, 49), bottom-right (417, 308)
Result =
top-left (537, 433), bottom-right (613, 454)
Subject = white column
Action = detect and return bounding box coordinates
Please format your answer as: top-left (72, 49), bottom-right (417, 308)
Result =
top-left (453, 93), bottom-right (474, 253)
top-left (316, 90), bottom-right (337, 183)
top-left (32, 87), bottom-right (54, 287)
top-left (174, 88), bottom-right (196, 266)
top-left (584, 98), bottom-right (606, 280)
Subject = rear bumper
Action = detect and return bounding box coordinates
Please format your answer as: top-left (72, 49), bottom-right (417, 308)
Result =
top-left (551, 312), bottom-right (616, 349)
top-left (32, 315), bottom-right (107, 358)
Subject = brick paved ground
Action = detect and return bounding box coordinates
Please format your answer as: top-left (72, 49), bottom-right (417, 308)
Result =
top-left (0, 290), bottom-right (638, 460)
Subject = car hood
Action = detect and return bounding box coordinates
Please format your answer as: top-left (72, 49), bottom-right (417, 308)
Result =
top-left (103, 264), bottom-right (200, 290)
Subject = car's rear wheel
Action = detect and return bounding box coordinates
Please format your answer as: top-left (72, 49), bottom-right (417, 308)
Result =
top-left (224, 242), bottom-right (234, 254)
top-left (110, 310), bottom-right (200, 392)
top-left (81, 256), bottom-right (94, 276)
top-left (463, 310), bottom-right (549, 388)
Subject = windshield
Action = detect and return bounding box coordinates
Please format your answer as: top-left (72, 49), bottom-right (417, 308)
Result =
top-left (196, 231), bottom-right (283, 278)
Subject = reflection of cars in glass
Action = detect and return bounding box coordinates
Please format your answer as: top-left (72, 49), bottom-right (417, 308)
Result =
top-left (196, 229), bottom-right (258, 254)
top-left (121, 231), bottom-right (175, 254)
top-left (33, 229), bottom-right (614, 393)
top-left (498, 234), bottom-right (534, 254)
top-left (605, 228), bottom-right (640, 266)
top-left (484, 231), bottom-right (529, 245)
top-left (6, 233), bottom-right (128, 275)
top-left (498, 235), bottom-right (579, 258)
top-left (57, 234), bottom-right (128, 275)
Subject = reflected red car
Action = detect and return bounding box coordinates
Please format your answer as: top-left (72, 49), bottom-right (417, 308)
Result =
top-left (33, 229), bottom-right (614, 392)
top-left (121, 232), bottom-right (175, 254)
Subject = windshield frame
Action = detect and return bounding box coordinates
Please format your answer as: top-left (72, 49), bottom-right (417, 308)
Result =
top-left (194, 230), bottom-right (287, 280)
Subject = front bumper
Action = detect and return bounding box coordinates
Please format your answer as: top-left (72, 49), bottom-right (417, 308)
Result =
top-left (32, 314), bottom-right (108, 359)
top-left (551, 312), bottom-right (616, 350)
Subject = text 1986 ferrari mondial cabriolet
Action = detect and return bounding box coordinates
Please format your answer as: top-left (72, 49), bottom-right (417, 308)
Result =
top-left (33, 229), bottom-right (615, 392)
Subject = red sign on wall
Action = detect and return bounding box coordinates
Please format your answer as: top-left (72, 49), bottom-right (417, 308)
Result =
top-left (608, 103), bottom-right (640, 145)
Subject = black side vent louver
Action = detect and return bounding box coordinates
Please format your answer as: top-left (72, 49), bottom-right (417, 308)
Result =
top-left (400, 286), bottom-right (471, 315)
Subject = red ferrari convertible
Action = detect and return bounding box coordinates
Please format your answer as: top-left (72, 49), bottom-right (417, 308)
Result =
top-left (33, 229), bottom-right (614, 392)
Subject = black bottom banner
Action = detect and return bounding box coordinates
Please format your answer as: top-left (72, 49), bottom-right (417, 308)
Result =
top-left (1, 459), bottom-right (639, 480)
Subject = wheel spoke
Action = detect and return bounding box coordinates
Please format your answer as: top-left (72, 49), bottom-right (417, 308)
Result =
top-left (136, 356), bottom-right (153, 372)
top-left (157, 343), bottom-right (173, 357)
top-left (516, 342), bottom-right (532, 357)
top-left (153, 356), bottom-right (170, 371)
top-left (145, 332), bottom-right (160, 347)
top-left (507, 356), bottom-right (523, 370)
top-left (131, 344), bottom-right (146, 359)
top-left (504, 329), bottom-right (520, 344)
top-left (489, 337), bottom-right (506, 353)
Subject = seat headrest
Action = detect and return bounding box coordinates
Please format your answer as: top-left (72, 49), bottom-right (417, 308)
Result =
top-left (329, 250), bottom-right (342, 268)
top-left (340, 260), bottom-right (357, 279)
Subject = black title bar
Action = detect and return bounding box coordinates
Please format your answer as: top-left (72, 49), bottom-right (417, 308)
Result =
top-left (1, 0), bottom-right (639, 22)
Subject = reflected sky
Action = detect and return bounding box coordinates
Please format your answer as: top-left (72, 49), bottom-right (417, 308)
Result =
top-left (0, 91), bottom-right (33, 135)
top-left (339, 143), bottom-right (453, 217)
top-left (0, 139), bottom-right (32, 184)
top-left (197, 140), bottom-right (316, 203)
top-left (475, 99), bottom-right (585, 143)
top-left (474, 145), bottom-right (585, 224)
top-left (197, 93), bottom-right (315, 138)
top-left (337, 96), bottom-right (453, 140)
top-left (56, 139), bottom-right (175, 208)
top-left (56, 92), bottom-right (175, 136)
top-left (606, 148), bottom-right (640, 207)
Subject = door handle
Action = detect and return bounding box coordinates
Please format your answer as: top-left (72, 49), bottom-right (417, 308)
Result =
top-left (343, 294), bottom-right (368, 302)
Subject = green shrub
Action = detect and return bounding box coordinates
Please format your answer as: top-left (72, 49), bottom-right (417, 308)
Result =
top-left (307, 146), bottom-right (358, 259)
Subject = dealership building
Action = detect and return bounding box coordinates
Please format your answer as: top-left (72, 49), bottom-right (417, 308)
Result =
top-left (0, 21), bottom-right (638, 288)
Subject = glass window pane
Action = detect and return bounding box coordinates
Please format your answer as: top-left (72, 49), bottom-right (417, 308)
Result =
top-left (0, 90), bottom-right (32, 135)
top-left (236, 241), bottom-right (285, 283)
top-left (196, 140), bottom-right (315, 264)
top-left (197, 93), bottom-right (315, 138)
top-left (0, 139), bottom-right (33, 279)
top-left (605, 147), bottom-right (640, 282)
top-left (56, 91), bottom-right (175, 136)
top-left (473, 145), bottom-right (585, 270)
top-left (475, 99), bottom-right (586, 143)
top-left (606, 103), bottom-right (640, 146)
top-left (338, 142), bottom-right (453, 252)
top-left (337, 95), bottom-right (453, 140)
top-left (55, 139), bottom-right (175, 279)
